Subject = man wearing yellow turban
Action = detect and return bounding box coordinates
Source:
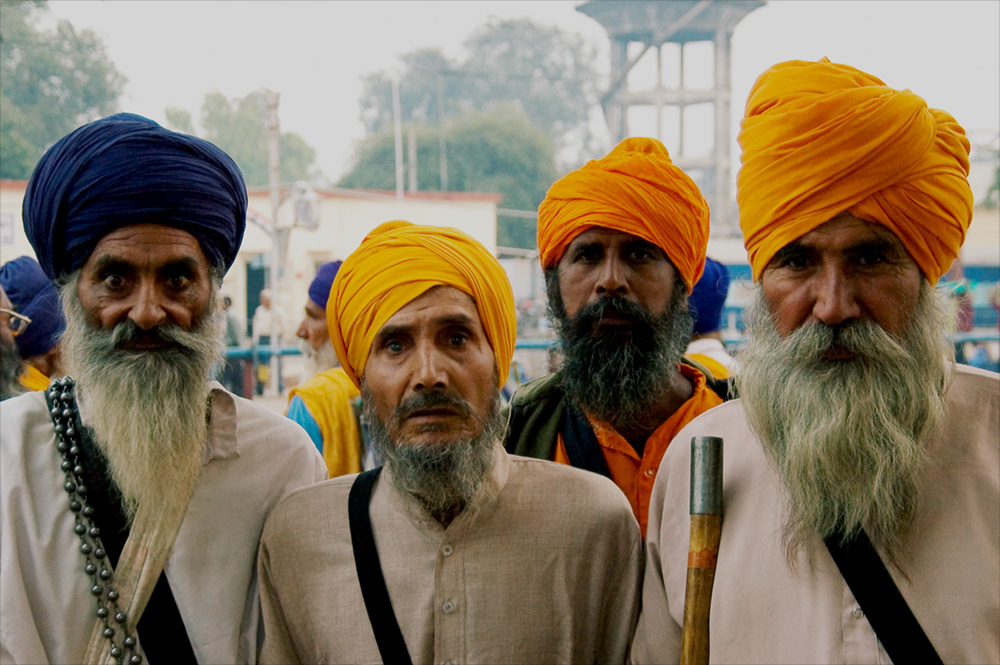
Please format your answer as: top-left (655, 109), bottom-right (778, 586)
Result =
top-left (506, 137), bottom-right (729, 539)
top-left (258, 222), bottom-right (642, 664)
top-left (635, 59), bottom-right (998, 665)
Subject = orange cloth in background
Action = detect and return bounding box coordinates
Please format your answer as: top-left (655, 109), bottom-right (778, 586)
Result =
top-left (328, 221), bottom-right (516, 389)
top-left (286, 367), bottom-right (361, 478)
top-left (18, 363), bottom-right (49, 391)
top-left (537, 137), bottom-right (710, 292)
top-left (553, 363), bottom-right (723, 538)
top-left (738, 58), bottom-right (973, 283)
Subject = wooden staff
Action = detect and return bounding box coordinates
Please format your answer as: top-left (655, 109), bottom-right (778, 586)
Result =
top-left (680, 436), bottom-right (723, 665)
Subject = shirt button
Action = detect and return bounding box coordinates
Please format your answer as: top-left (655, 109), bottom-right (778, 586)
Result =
top-left (442, 600), bottom-right (455, 613)
top-left (442, 544), bottom-right (453, 556)
top-left (852, 607), bottom-right (864, 619)
top-left (643, 468), bottom-right (656, 478)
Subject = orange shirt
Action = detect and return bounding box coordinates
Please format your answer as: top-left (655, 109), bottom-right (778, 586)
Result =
top-left (554, 363), bottom-right (722, 538)
top-left (18, 364), bottom-right (49, 392)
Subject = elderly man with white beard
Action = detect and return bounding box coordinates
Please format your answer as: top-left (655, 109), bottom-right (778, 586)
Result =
top-left (632, 59), bottom-right (999, 665)
top-left (0, 113), bottom-right (326, 665)
top-left (257, 221), bottom-right (642, 664)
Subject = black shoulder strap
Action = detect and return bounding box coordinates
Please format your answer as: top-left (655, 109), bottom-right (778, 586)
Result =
top-left (348, 468), bottom-right (413, 665)
top-left (824, 529), bottom-right (943, 664)
top-left (560, 404), bottom-right (612, 479)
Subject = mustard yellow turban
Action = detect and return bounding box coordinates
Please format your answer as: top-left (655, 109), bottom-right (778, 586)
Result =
top-left (328, 221), bottom-right (516, 390)
top-left (738, 58), bottom-right (973, 283)
top-left (537, 137), bottom-right (710, 292)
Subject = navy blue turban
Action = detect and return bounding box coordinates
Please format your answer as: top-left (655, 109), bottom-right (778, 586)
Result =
top-left (688, 257), bottom-right (729, 336)
top-left (307, 260), bottom-right (343, 310)
top-left (23, 113), bottom-right (247, 281)
top-left (0, 256), bottom-right (66, 358)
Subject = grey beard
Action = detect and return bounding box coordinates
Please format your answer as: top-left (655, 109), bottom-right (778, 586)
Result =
top-left (735, 282), bottom-right (952, 566)
top-left (0, 333), bottom-right (25, 401)
top-left (549, 273), bottom-right (692, 430)
top-left (59, 272), bottom-right (225, 519)
top-left (362, 382), bottom-right (504, 526)
top-left (300, 338), bottom-right (339, 379)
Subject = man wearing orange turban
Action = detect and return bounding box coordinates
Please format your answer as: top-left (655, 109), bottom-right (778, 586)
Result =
top-left (635, 59), bottom-right (998, 665)
top-left (506, 137), bottom-right (729, 538)
top-left (258, 222), bottom-right (642, 664)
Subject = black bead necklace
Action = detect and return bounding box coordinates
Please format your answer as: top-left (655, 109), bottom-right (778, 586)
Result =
top-left (47, 377), bottom-right (142, 665)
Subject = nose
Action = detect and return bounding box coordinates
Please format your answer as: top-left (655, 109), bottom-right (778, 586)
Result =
top-left (409, 342), bottom-right (448, 392)
top-left (296, 318), bottom-right (309, 340)
top-left (811, 266), bottom-right (861, 327)
top-left (594, 256), bottom-right (628, 298)
top-left (128, 281), bottom-right (168, 330)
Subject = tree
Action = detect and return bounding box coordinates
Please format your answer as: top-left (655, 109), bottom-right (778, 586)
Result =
top-left (0, 0), bottom-right (126, 178)
top-left (165, 90), bottom-right (321, 187)
top-left (338, 107), bottom-right (557, 249)
top-left (357, 18), bottom-right (601, 166)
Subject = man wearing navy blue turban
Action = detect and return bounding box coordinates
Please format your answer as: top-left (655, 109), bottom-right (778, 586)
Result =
top-left (0, 256), bottom-right (67, 392)
top-left (285, 260), bottom-right (369, 478)
top-left (0, 113), bottom-right (325, 665)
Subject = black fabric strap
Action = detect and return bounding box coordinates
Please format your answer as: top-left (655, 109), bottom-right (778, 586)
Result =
top-left (824, 529), bottom-right (943, 664)
top-left (560, 404), bottom-right (612, 479)
top-left (349, 468), bottom-right (413, 665)
top-left (75, 428), bottom-right (197, 664)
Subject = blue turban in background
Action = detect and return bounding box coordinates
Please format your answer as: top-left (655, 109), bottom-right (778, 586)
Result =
top-left (688, 257), bottom-right (729, 336)
top-left (307, 260), bottom-right (343, 310)
top-left (0, 256), bottom-right (66, 358)
top-left (23, 113), bottom-right (247, 281)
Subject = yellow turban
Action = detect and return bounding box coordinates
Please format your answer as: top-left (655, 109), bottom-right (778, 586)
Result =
top-left (738, 58), bottom-right (973, 283)
top-left (537, 137), bottom-right (710, 292)
top-left (328, 221), bottom-right (516, 390)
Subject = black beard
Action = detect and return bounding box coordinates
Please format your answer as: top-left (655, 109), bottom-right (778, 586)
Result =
top-left (0, 334), bottom-right (25, 401)
top-left (547, 273), bottom-right (692, 429)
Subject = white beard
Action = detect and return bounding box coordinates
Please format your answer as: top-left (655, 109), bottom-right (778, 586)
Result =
top-left (299, 338), bottom-right (340, 379)
top-left (734, 282), bottom-right (952, 566)
top-left (59, 273), bottom-right (224, 520)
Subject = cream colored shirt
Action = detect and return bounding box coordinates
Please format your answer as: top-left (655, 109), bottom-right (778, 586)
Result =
top-left (632, 363), bottom-right (1000, 665)
top-left (259, 447), bottom-right (642, 664)
top-left (0, 383), bottom-right (327, 665)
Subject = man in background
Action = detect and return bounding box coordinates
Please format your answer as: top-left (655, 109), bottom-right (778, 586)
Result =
top-left (633, 58), bottom-right (998, 664)
top-left (0, 284), bottom-right (25, 400)
top-left (286, 260), bottom-right (368, 477)
top-left (505, 137), bottom-right (728, 538)
top-left (0, 256), bottom-right (66, 391)
top-left (684, 257), bottom-right (738, 378)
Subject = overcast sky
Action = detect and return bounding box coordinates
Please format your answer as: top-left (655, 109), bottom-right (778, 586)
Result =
top-left (47, 0), bottom-right (1000, 183)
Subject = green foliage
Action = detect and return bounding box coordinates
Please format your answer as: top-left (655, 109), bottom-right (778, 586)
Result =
top-left (0, 0), bottom-right (126, 178)
top-left (165, 90), bottom-right (321, 187)
top-left (357, 18), bottom-right (600, 166)
top-left (338, 107), bottom-right (557, 249)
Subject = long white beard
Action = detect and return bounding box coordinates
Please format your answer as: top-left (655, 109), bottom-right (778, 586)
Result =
top-left (59, 273), bottom-right (224, 520)
top-left (299, 338), bottom-right (339, 379)
top-left (735, 282), bottom-right (952, 566)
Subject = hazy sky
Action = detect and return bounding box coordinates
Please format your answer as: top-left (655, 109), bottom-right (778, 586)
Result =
top-left (47, 1), bottom-right (1000, 183)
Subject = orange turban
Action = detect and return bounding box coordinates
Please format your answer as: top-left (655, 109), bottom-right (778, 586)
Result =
top-left (328, 221), bottom-right (516, 390)
top-left (537, 137), bottom-right (710, 292)
top-left (738, 58), bottom-right (973, 283)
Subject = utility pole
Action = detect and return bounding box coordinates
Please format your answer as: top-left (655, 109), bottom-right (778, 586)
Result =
top-left (266, 89), bottom-right (282, 397)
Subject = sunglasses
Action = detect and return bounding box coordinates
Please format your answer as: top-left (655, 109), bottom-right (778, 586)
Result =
top-left (0, 308), bottom-right (31, 337)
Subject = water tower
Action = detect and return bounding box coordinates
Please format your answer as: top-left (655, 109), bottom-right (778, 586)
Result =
top-left (578, 0), bottom-right (764, 232)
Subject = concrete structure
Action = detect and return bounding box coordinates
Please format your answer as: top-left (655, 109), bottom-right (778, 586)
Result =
top-left (578, 0), bottom-right (764, 232)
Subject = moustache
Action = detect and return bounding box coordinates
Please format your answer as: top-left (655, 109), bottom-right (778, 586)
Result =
top-left (392, 390), bottom-right (472, 423)
top-left (110, 320), bottom-right (198, 353)
top-left (570, 296), bottom-right (655, 335)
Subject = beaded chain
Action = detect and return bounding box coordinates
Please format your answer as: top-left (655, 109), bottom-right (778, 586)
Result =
top-left (47, 376), bottom-right (143, 665)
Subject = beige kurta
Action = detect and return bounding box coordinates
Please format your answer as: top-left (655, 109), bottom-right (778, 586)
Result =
top-left (632, 363), bottom-right (1000, 665)
top-left (258, 447), bottom-right (643, 664)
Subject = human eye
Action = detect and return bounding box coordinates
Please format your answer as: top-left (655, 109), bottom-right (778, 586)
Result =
top-left (772, 248), bottom-right (813, 271)
top-left (448, 330), bottom-right (470, 347)
top-left (571, 244), bottom-right (602, 263)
